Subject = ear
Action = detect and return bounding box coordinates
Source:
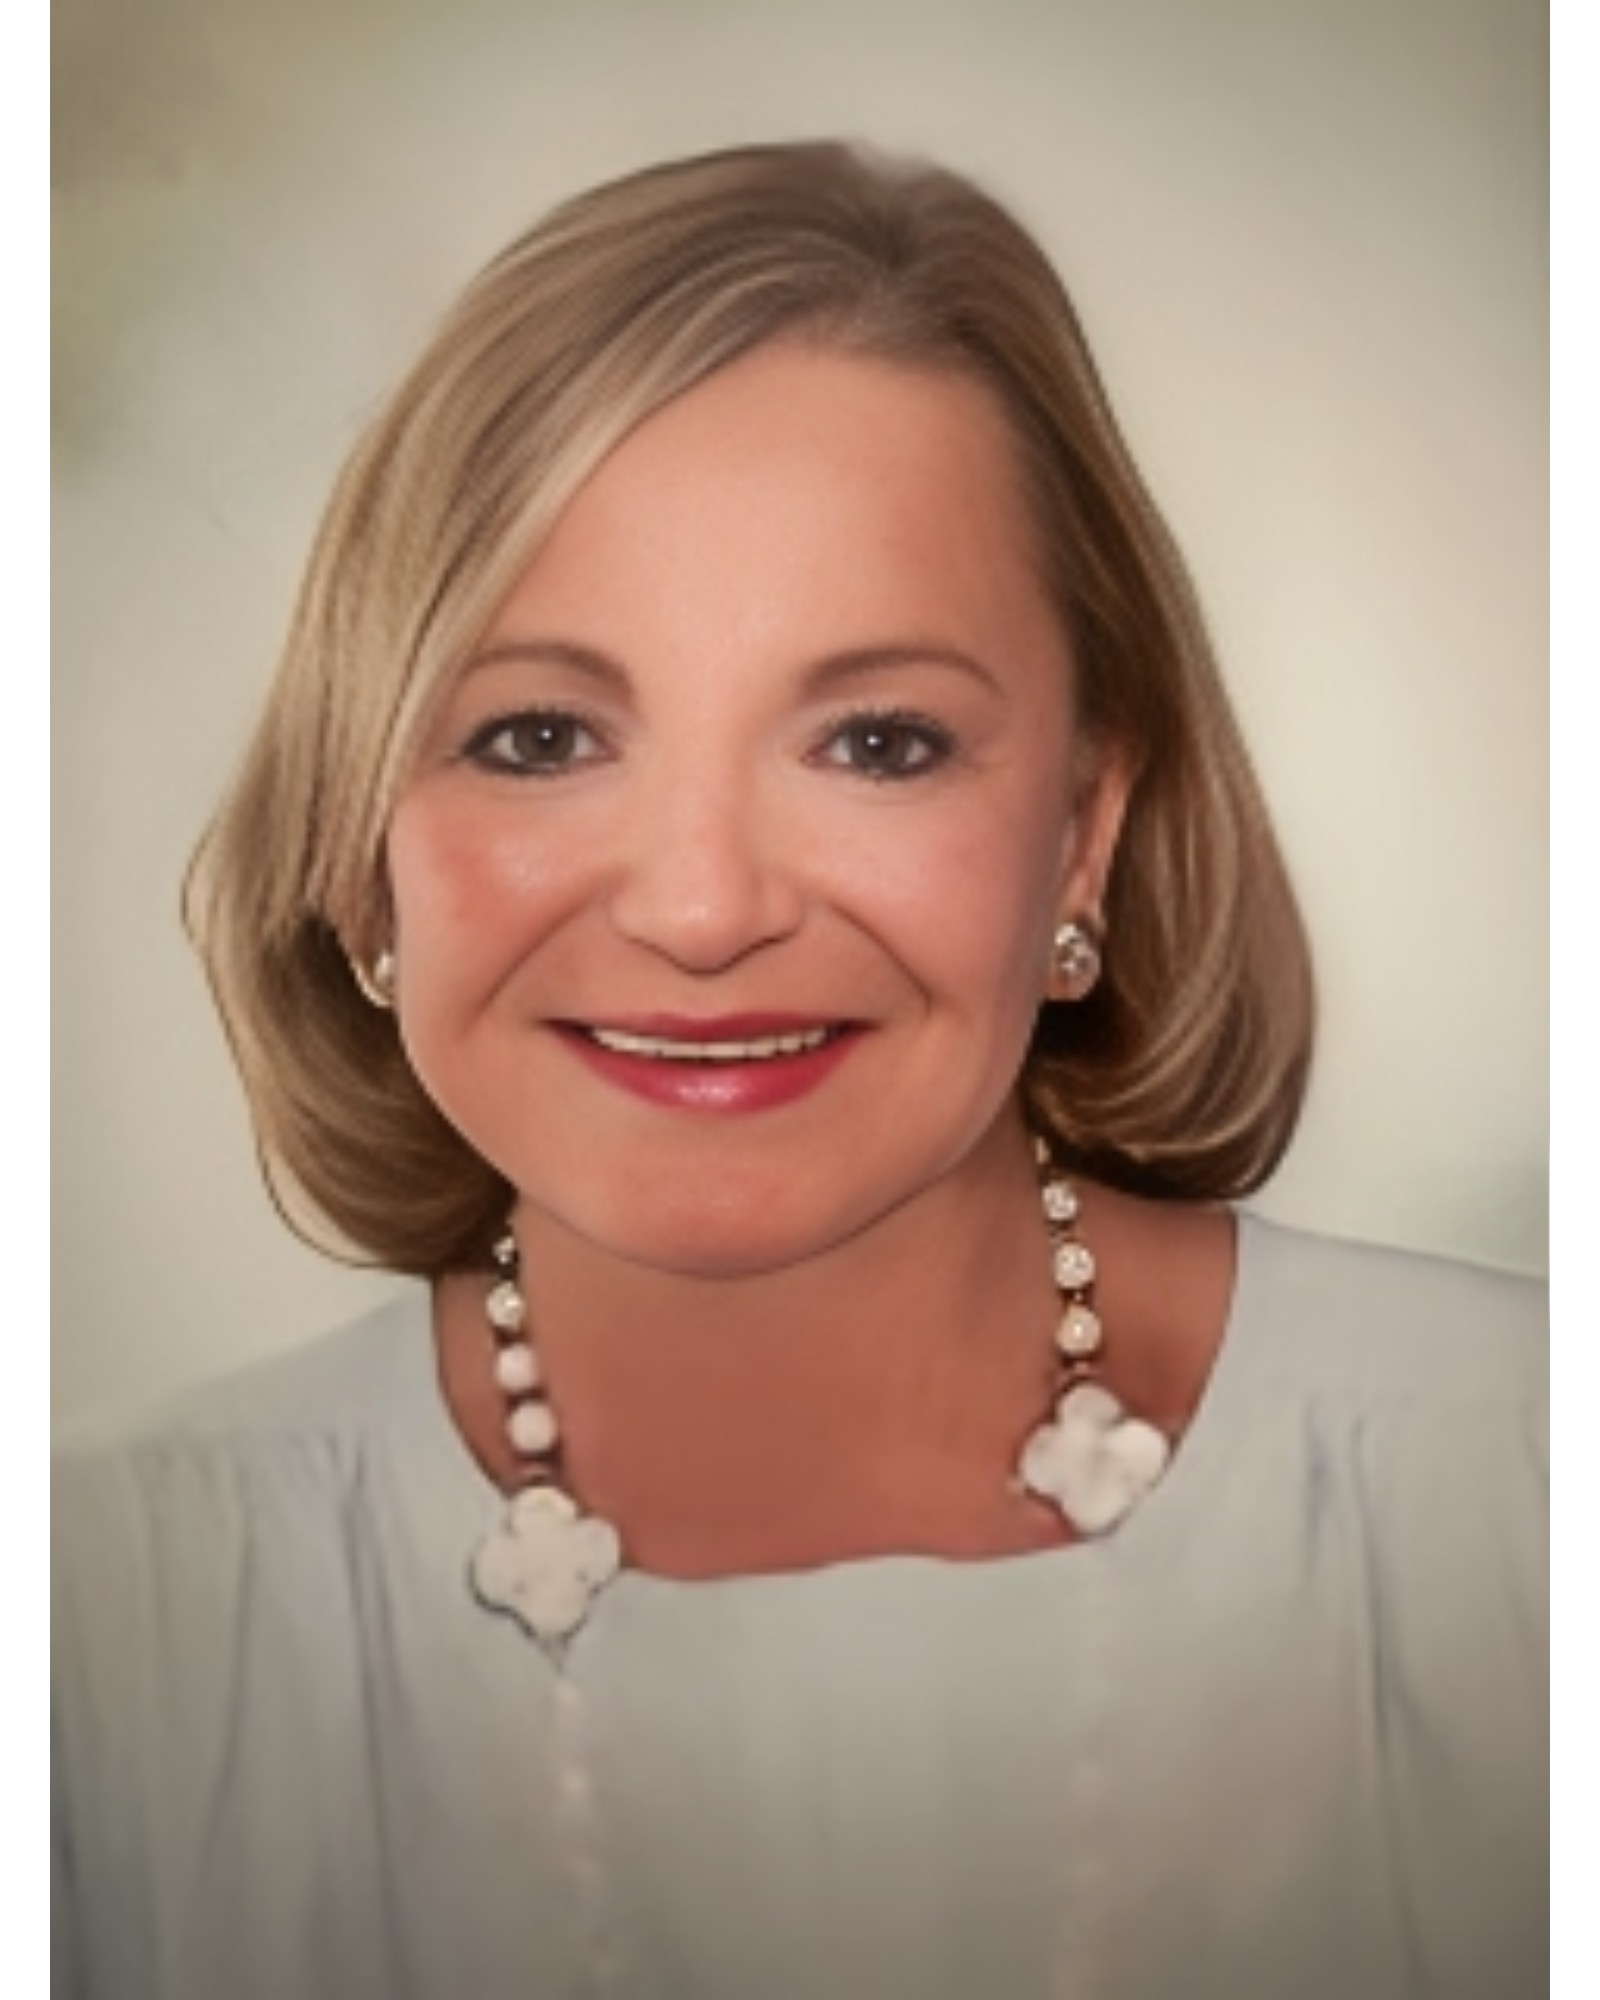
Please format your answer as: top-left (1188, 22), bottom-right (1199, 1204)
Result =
top-left (1055, 740), bottom-right (1133, 926)
top-left (334, 881), bottom-right (399, 1010)
top-left (334, 867), bottom-right (397, 970)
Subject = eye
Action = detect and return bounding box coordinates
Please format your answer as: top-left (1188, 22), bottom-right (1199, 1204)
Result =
top-left (813, 710), bottom-right (956, 782)
top-left (460, 709), bottom-right (607, 777)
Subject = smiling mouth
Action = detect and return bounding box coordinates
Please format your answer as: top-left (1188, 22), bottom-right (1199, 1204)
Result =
top-left (577, 1024), bottom-right (846, 1064)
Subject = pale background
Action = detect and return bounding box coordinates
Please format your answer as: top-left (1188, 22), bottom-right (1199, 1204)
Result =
top-left (53, 0), bottom-right (1548, 1421)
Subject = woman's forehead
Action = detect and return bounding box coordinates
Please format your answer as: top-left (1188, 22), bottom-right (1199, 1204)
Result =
top-left (474, 344), bottom-right (1059, 660)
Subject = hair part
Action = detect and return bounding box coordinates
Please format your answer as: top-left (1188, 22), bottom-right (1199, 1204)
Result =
top-left (187, 139), bottom-right (1314, 1274)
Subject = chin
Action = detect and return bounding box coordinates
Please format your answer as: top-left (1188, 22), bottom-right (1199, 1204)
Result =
top-left (530, 1166), bottom-right (889, 1282)
top-left (611, 1204), bottom-right (846, 1281)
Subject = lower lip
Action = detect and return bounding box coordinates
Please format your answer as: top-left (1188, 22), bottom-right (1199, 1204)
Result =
top-left (557, 1026), bottom-right (865, 1112)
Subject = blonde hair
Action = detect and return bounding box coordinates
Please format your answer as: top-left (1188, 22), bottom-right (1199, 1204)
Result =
top-left (187, 139), bottom-right (1314, 1274)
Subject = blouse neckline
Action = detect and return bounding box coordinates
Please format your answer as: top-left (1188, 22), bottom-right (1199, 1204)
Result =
top-left (400, 1207), bottom-right (1273, 1612)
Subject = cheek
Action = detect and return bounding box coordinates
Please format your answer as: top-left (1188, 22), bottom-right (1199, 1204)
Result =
top-left (386, 794), bottom-right (574, 964)
top-left (834, 786), bottom-right (1068, 1021)
top-left (388, 792), bottom-right (544, 932)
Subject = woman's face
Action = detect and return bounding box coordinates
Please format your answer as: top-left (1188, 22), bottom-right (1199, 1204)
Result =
top-left (387, 343), bottom-right (1125, 1275)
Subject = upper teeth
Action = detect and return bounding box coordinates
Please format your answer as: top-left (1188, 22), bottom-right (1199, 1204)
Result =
top-left (587, 1026), bottom-right (833, 1062)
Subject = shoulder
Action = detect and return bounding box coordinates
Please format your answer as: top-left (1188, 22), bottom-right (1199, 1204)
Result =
top-left (53, 1286), bottom-right (436, 1596)
top-left (1231, 1209), bottom-right (1546, 1403)
top-left (53, 1285), bottom-right (453, 1769)
top-left (55, 1285), bottom-right (433, 1468)
top-left (1190, 1213), bottom-right (1546, 1692)
top-left (1202, 1212), bottom-right (1546, 1568)
top-left (51, 1287), bottom-right (462, 1992)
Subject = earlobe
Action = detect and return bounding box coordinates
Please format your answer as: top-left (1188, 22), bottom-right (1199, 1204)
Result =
top-left (1044, 750), bottom-right (1130, 1004)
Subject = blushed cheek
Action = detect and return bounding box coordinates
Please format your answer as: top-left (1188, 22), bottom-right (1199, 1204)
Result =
top-left (864, 834), bottom-right (1058, 1046)
top-left (383, 813), bottom-right (513, 1110)
top-left (387, 800), bottom-right (558, 948)
top-left (967, 830), bottom-right (1070, 1041)
top-left (975, 896), bottom-right (1057, 1044)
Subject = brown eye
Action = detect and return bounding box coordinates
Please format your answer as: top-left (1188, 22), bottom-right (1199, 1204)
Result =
top-left (463, 711), bottom-right (604, 775)
top-left (818, 713), bottom-right (954, 781)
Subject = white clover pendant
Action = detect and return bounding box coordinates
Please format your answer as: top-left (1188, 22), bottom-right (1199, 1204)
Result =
top-left (471, 1486), bottom-right (623, 1652)
top-left (1019, 1380), bottom-right (1170, 1536)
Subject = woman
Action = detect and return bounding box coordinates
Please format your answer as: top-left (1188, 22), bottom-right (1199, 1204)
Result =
top-left (53, 142), bottom-right (1545, 1998)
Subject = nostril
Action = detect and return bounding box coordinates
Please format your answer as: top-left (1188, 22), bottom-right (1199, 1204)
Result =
top-left (608, 830), bottom-right (805, 969)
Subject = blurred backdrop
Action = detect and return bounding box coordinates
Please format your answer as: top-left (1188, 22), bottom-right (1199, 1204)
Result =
top-left (54, 0), bottom-right (1548, 1418)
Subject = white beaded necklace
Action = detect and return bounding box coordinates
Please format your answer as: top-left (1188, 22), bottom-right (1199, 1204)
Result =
top-left (469, 1143), bottom-right (1171, 1652)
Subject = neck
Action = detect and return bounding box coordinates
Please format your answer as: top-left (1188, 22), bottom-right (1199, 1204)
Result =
top-left (438, 1113), bottom-right (1079, 1577)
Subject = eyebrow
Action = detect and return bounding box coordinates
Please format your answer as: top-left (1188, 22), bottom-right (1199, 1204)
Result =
top-left (461, 638), bottom-right (1005, 700)
top-left (462, 639), bottom-right (632, 695)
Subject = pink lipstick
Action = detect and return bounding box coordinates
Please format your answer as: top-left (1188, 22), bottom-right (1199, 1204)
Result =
top-left (556, 1013), bottom-right (865, 1112)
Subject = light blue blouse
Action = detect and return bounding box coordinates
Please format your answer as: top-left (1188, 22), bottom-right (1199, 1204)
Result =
top-left (53, 1214), bottom-right (1547, 1998)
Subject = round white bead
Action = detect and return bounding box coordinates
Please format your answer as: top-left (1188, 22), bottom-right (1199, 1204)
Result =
top-left (507, 1399), bottom-right (559, 1455)
top-left (1053, 1240), bottom-right (1095, 1292)
top-left (487, 1280), bottom-right (526, 1334)
top-left (1056, 1302), bottom-right (1103, 1358)
top-left (493, 1342), bottom-right (540, 1395)
top-left (1042, 1180), bottom-right (1079, 1225)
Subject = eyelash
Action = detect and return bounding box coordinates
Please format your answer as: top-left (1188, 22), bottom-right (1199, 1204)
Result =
top-left (459, 708), bottom-right (609, 777)
top-left (808, 708), bottom-right (957, 782)
top-left (457, 705), bottom-right (958, 783)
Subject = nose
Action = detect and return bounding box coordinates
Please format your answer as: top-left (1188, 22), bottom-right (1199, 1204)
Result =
top-left (607, 762), bottom-right (806, 972)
